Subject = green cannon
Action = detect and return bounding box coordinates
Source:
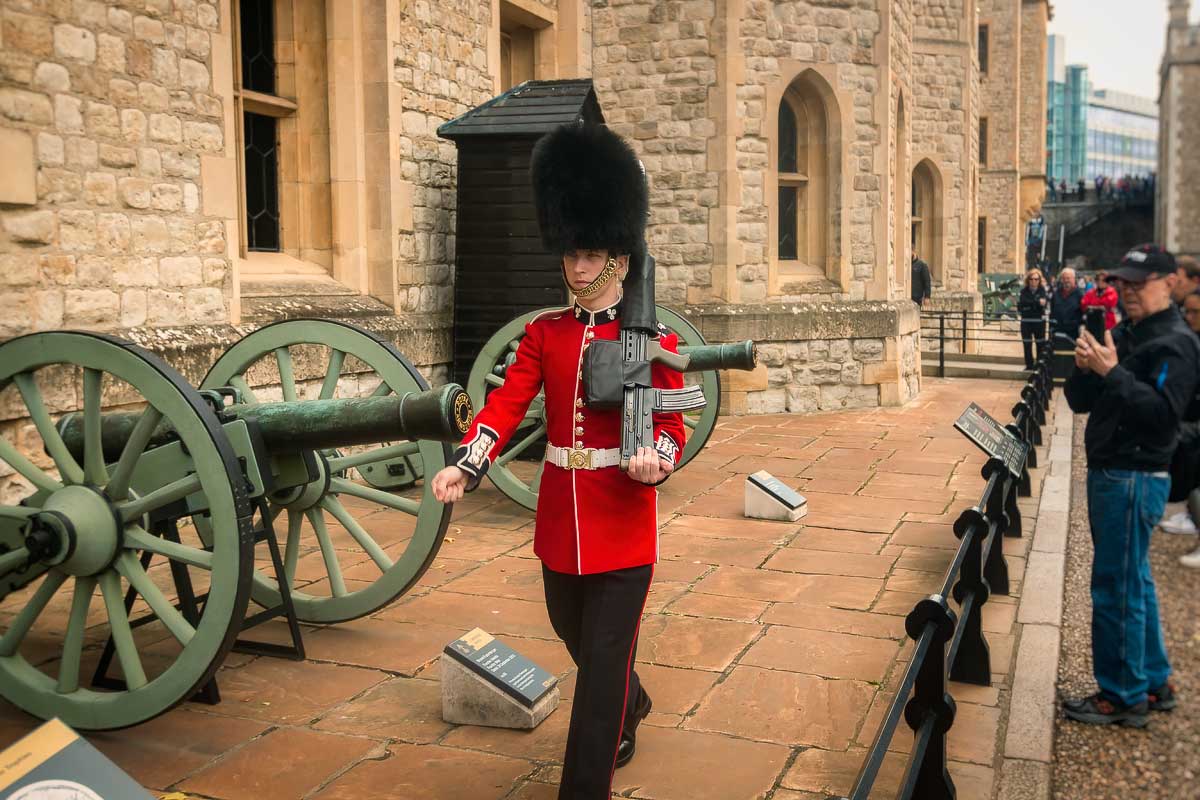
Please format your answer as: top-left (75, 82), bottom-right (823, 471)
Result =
top-left (0, 319), bottom-right (471, 730)
top-left (464, 305), bottom-right (754, 510)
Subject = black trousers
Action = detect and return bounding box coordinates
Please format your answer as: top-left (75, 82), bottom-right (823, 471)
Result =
top-left (1020, 319), bottom-right (1046, 369)
top-left (542, 563), bottom-right (653, 800)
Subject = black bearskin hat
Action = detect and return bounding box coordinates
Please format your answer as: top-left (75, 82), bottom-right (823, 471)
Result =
top-left (530, 123), bottom-right (649, 255)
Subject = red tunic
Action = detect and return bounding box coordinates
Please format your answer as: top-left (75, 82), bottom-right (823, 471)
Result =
top-left (454, 302), bottom-right (687, 575)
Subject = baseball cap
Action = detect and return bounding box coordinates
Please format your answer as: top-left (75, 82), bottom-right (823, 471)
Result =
top-left (1108, 243), bottom-right (1177, 282)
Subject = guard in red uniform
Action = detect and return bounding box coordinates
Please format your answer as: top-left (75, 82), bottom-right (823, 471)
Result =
top-left (432, 123), bottom-right (685, 800)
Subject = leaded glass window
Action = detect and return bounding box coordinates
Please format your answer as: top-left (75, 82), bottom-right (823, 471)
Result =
top-left (244, 112), bottom-right (280, 251)
top-left (240, 0), bottom-right (276, 94)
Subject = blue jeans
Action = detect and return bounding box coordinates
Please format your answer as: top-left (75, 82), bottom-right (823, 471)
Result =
top-left (1086, 468), bottom-right (1172, 706)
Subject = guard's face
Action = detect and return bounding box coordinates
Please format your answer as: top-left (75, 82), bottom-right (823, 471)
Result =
top-left (563, 249), bottom-right (613, 292)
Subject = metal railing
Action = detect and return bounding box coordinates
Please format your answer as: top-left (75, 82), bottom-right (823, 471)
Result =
top-left (920, 310), bottom-right (1056, 377)
top-left (843, 353), bottom-right (1053, 800)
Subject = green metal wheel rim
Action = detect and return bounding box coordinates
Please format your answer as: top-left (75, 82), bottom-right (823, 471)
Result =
top-left (0, 332), bottom-right (252, 730)
top-left (201, 319), bottom-right (451, 624)
top-left (465, 305), bottom-right (719, 511)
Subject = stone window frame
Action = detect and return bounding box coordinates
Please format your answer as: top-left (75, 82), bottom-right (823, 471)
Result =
top-left (978, 23), bottom-right (990, 75)
top-left (978, 216), bottom-right (989, 273)
top-left (764, 64), bottom-right (850, 295)
top-left (211, 0), bottom-right (402, 320)
top-left (911, 157), bottom-right (945, 285)
top-left (979, 115), bottom-right (990, 168)
top-left (893, 92), bottom-right (909, 287)
top-left (489, 0), bottom-right (588, 93)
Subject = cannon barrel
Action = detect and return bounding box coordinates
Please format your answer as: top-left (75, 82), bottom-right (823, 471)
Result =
top-left (678, 341), bottom-right (757, 373)
top-left (61, 383), bottom-right (473, 461)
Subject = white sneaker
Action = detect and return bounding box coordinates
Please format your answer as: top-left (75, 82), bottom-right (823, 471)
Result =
top-left (1180, 547), bottom-right (1200, 568)
top-left (1159, 511), bottom-right (1199, 535)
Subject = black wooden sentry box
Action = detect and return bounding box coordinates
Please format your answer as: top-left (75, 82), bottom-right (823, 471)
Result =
top-left (437, 79), bottom-right (604, 385)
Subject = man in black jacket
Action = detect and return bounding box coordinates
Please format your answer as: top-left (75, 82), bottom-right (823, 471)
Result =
top-left (911, 253), bottom-right (931, 306)
top-left (1049, 267), bottom-right (1084, 343)
top-left (1064, 244), bottom-right (1200, 726)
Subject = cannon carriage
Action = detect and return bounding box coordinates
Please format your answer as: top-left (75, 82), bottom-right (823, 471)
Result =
top-left (0, 319), bottom-right (471, 730)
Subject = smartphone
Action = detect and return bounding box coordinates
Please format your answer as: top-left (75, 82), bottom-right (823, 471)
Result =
top-left (1085, 306), bottom-right (1106, 342)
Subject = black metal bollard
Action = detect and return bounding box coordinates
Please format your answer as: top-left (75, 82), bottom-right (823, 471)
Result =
top-left (982, 460), bottom-right (1014, 589)
top-left (899, 595), bottom-right (958, 800)
top-left (939, 313), bottom-right (946, 378)
top-left (948, 507), bottom-right (992, 686)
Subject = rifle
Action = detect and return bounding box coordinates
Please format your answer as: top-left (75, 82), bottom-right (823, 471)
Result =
top-left (582, 243), bottom-right (758, 470)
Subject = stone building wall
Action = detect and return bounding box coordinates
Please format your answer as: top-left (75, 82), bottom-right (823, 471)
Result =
top-left (1158, 2), bottom-right (1200, 259)
top-left (978, 0), bottom-right (1021, 274)
top-left (911, 0), bottom-right (978, 294)
top-left (1017, 0), bottom-right (1048, 219)
top-left (0, 0), bottom-right (230, 337)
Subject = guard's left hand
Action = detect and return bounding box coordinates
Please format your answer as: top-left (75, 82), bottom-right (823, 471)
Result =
top-left (1079, 329), bottom-right (1118, 377)
top-left (627, 445), bottom-right (674, 484)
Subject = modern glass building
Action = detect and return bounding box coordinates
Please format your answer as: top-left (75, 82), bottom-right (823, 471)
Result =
top-left (1045, 34), bottom-right (1158, 187)
top-left (1086, 90), bottom-right (1158, 180)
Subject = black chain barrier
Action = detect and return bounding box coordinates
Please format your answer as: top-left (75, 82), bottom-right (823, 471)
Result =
top-left (842, 349), bottom-right (1053, 800)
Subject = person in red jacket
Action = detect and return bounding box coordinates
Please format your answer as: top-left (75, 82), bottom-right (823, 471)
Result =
top-left (1081, 271), bottom-right (1120, 329)
top-left (432, 124), bottom-right (685, 800)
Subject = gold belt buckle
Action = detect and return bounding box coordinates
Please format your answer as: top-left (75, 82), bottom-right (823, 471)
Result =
top-left (567, 448), bottom-right (592, 470)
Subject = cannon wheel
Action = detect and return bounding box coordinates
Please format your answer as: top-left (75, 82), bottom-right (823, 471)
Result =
top-left (0, 332), bottom-right (253, 730)
top-left (466, 305), bottom-right (720, 511)
top-left (201, 319), bottom-right (452, 624)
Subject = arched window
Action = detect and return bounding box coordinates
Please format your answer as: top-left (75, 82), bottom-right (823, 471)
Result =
top-left (775, 80), bottom-right (828, 275)
top-left (912, 159), bottom-right (943, 284)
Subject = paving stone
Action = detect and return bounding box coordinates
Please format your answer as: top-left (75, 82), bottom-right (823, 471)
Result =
top-left (723, 454), bottom-right (812, 476)
top-left (611, 725), bottom-right (790, 800)
top-left (804, 511), bottom-right (899, 534)
top-left (301, 617), bottom-right (473, 674)
top-left (310, 742), bottom-right (532, 799)
top-left (886, 701), bottom-right (1001, 765)
top-left (760, 603), bottom-right (905, 639)
top-left (636, 613), bottom-right (761, 671)
top-left (88, 710), bottom-right (268, 790)
top-left (1005, 623), bottom-right (1060, 763)
top-left (742, 626), bottom-right (898, 681)
top-left (660, 514), bottom-right (800, 543)
top-left (378, 591), bottom-right (557, 640)
top-left (203, 658), bottom-right (386, 725)
top-left (665, 591), bottom-right (769, 622)
top-left (652, 558), bottom-right (712, 584)
top-left (440, 556), bottom-right (545, 602)
top-left (695, 566), bottom-right (883, 608)
top-left (643, 580), bottom-right (691, 614)
top-left (762, 548), bottom-right (897, 578)
top-left (1016, 551), bottom-right (1064, 626)
top-left (789, 527), bottom-right (889, 554)
top-left (434, 527), bottom-right (531, 559)
top-left (888, 521), bottom-right (959, 549)
top-left (312, 675), bottom-right (452, 743)
top-left (178, 727), bottom-right (375, 800)
top-left (883, 567), bottom-right (944, 592)
top-left (687, 666), bottom-right (874, 748)
top-left (657, 532), bottom-right (778, 567)
top-left (781, 746), bottom-right (905, 798)
top-left (441, 698), bottom-right (573, 761)
top-left (949, 759), bottom-right (996, 798)
top-left (631, 663), bottom-right (721, 715)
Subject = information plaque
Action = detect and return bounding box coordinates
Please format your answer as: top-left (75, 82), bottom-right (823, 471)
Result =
top-left (444, 628), bottom-right (558, 709)
top-left (0, 718), bottom-right (155, 799)
top-left (953, 402), bottom-right (1028, 478)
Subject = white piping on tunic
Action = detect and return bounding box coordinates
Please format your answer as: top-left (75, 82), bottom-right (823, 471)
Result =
top-left (570, 322), bottom-right (589, 575)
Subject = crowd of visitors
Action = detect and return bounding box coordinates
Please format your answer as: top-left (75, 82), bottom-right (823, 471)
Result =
top-left (1045, 173), bottom-right (1156, 204)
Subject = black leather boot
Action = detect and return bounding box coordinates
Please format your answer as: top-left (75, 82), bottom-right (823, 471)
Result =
top-left (615, 689), bottom-right (653, 768)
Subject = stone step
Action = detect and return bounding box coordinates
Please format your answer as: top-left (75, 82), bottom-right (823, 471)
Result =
top-left (922, 362), bottom-right (1032, 380)
top-left (239, 277), bottom-right (398, 325)
top-left (935, 352), bottom-right (1027, 367)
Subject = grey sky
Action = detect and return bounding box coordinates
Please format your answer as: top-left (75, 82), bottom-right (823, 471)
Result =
top-left (1048, 0), bottom-right (1176, 101)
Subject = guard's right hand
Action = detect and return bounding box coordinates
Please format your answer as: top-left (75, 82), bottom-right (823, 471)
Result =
top-left (432, 465), bottom-right (468, 504)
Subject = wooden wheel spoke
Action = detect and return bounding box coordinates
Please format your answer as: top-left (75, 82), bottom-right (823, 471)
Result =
top-left (57, 575), bottom-right (95, 694)
top-left (307, 509), bottom-right (347, 598)
top-left (119, 473), bottom-right (201, 522)
top-left (321, 497), bottom-right (392, 573)
top-left (275, 347), bottom-right (298, 402)
top-left (0, 547), bottom-right (30, 576)
top-left (229, 375), bottom-right (259, 404)
top-left (683, 416), bottom-right (699, 430)
top-left (115, 552), bottom-right (195, 646)
top-left (327, 441), bottom-right (421, 474)
top-left (484, 373), bottom-right (504, 387)
top-left (330, 477), bottom-right (421, 516)
top-left (124, 526), bottom-right (213, 570)
top-left (82, 368), bottom-right (109, 485)
top-left (0, 506), bottom-right (36, 523)
top-left (530, 461), bottom-right (545, 493)
top-left (320, 350), bottom-right (346, 400)
top-left (107, 407), bottom-right (165, 501)
top-left (13, 373), bottom-right (83, 484)
top-left (371, 382), bottom-right (393, 398)
top-left (98, 571), bottom-right (146, 689)
top-left (496, 424), bottom-right (547, 467)
top-left (0, 571), bottom-right (66, 656)
top-left (0, 436), bottom-right (63, 493)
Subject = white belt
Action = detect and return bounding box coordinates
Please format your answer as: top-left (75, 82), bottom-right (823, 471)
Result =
top-left (545, 445), bottom-right (621, 470)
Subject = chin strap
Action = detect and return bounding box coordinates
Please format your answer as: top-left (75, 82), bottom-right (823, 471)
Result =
top-left (567, 258), bottom-right (621, 298)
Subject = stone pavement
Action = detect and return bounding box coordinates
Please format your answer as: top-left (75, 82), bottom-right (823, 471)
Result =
top-left (0, 377), bottom-right (1050, 800)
